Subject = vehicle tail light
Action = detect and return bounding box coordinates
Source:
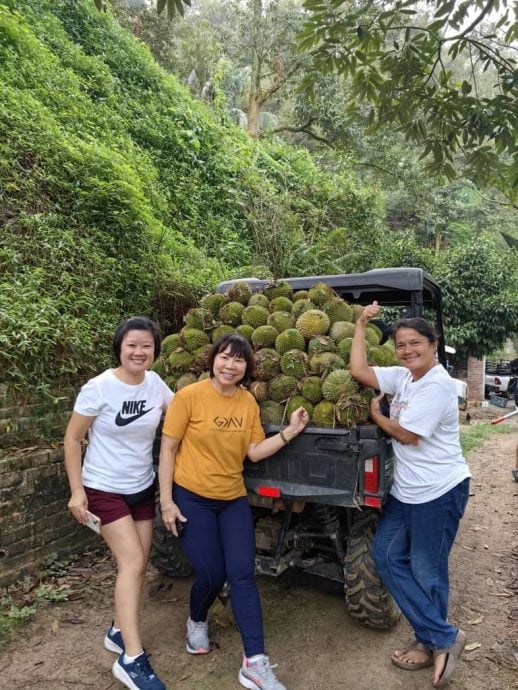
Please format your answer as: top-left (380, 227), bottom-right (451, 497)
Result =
top-left (258, 485), bottom-right (281, 498)
top-left (495, 376), bottom-right (501, 385)
top-left (364, 455), bottom-right (380, 494)
top-left (364, 496), bottom-right (382, 508)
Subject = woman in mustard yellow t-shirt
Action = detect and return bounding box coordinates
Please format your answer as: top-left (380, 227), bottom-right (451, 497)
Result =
top-left (159, 333), bottom-right (308, 690)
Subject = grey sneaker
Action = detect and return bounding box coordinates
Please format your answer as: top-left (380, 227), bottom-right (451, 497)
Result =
top-left (186, 617), bottom-right (210, 654)
top-left (238, 655), bottom-right (287, 690)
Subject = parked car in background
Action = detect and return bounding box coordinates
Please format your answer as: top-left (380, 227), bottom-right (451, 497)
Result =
top-left (485, 359), bottom-right (517, 399)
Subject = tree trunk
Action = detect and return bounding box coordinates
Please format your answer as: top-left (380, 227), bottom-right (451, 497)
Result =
top-left (247, 0), bottom-right (263, 138)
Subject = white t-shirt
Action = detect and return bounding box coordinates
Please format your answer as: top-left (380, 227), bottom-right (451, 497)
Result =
top-left (373, 364), bottom-right (471, 504)
top-left (74, 369), bottom-right (173, 493)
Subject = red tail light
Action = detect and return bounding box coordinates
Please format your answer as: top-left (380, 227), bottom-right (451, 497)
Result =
top-left (364, 455), bottom-right (380, 494)
top-left (258, 485), bottom-right (281, 498)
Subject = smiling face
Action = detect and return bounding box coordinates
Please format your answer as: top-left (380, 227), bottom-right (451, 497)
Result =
top-left (118, 329), bottom-right (155, 381)
top-left (394, 327), bottom-right (437, 380)
top-left (211, 346), bottom-right (248, 394)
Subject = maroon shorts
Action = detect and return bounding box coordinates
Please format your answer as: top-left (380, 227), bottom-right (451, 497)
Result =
top-left (84, 486), bottom-right (155, 526)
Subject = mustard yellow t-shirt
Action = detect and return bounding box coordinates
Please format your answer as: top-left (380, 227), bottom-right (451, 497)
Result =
top-left (162, 378), bottom-right (265, 500)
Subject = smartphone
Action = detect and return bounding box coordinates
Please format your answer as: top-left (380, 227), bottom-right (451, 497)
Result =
top-left (85, 510), bottom-right (101, 534)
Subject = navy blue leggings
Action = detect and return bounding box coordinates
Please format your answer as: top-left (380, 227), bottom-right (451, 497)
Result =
top-left (173, 484), bottom-right (264, 657)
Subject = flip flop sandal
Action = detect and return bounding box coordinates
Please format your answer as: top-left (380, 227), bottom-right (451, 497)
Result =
top-left (391, 641), bottom-right (433, 670)
top-left (433, 629), bottom-right (467, 688)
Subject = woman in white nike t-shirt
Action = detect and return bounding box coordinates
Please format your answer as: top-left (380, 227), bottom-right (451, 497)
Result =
top-left (350, 304), bottom-right (471, 690)
top-left (64, 317), bottom-right (172, 690)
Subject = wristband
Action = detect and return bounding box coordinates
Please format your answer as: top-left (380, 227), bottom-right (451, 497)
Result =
top-left (279, 429), bottom-right (289, 445)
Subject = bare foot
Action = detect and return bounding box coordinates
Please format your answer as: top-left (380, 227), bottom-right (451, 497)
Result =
top-left (393, 648), bottom-right (431, 666)
top-left (433, 651), bottom-right (448, 686)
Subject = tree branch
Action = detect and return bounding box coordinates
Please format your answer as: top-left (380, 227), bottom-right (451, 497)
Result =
top-left (257, 61), bottom-right (301, 106)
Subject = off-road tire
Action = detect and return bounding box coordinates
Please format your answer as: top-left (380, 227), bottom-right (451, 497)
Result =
top-left (344, 508), bottom-right (400, 629)
top-left (151, 510), bottom-right (193, 578)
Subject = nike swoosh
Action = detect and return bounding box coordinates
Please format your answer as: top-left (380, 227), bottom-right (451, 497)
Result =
top-left (115, 408), bottom-right (154, 426)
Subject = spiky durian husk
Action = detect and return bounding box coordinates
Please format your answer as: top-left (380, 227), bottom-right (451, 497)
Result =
top-left (323, 298), bottom-right (353, 324)
top-left (248, 293), bottom-right (270, 308)
top-left (364, 325), bottom-right (381, 346)
top-left (218, 301), bottom-right (245, 326)
top-left (269, 296), bottom-right (293, 313)
top-left (329, 321), bottom-right (356, 342)
top-left (161, 333), bottom-right (181, 358)
top-left (269, 375), bottom-right (299, 402)
top-left (164, 375), bottom-right (179, 390)
top-left (336, 337), bottom-right (354, 364)
top-left (260, 400), bottom-right (286, 425)
top-left (291, 298), bottom-right (316, 320)
top-left (286, 395), bottom-right (314, 421)
top-left (236, 324), bottom-right (254, 342)
top-left (321, 369), bottom-right (359, 403)
top-left (335, 394), bottom-right (370, 427)
top-left (227, 281), bottom-right (253, 305)
top-left (350, 304), bottom-right (364, 323)
top-left (307, 335), bottom-right (337, 357)
top-left (251, 325), bottom-right (279, 349)
top-left (275, 328), bottom-right (306, 355)
top-left (211, 324), bottom-right (235, 343)
top-left (296, 309), bottom-right (330, 338)
top-left (309, 352), bottom-right (346, 375)
top-left (264, 280), bottom-right (293, 300)
top-left (367, 346), bottom-right (385, 366)
top-left (184, 307), bottom-right (214, 331)
top-left (250, 381), bottom-right (270, 402)
top-left (150, 360), bottom-right (167, 378)
top-left (175, 373), bottom-right (198, 391)
top-left (254, 348), bottom-right (282, 381)
top-left (200, 292), bottom-right (227, 315)
top-left (292, 290), bottom-right (309, 301)
top-left (267, 311), bottom-right (293, 333)
top-left (167, 349), bottom-right (194, 374)
top-left (241, 305), bottom-right (269, 328)
top-left (308, 283), bottom-right (335, 305)
top-left (198, 371), bottom-right (210, 381)
top-left (312, 400), bottom-right (336, 428)
top-left (180, 327), bottom-right (210, 352)
top-left (192, 344), bottom-right (212, 372)
top-left (280, 349), bottom-right (309, 379)
top-left (299, 376), bottom-right (323, 404)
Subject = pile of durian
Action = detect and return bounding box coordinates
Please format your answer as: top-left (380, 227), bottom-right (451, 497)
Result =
top-left (151, 281), bottom-right (398, 428)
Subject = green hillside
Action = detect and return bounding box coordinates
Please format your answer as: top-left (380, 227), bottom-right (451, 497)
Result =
top-left (0, 0), bottom-right (382, 395)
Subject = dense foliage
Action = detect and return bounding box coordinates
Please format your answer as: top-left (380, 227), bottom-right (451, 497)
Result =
top-left (0, 0), bottom-right (382, 394)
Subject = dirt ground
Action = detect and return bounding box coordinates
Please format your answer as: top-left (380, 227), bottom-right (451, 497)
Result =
top-left (1, 409), bottom-right (517, 690)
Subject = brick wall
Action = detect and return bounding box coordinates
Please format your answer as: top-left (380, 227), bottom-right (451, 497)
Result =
top-left (467, 356), bottom-right (485, 402)
top-left (0, 446), bottom-right (98, 586)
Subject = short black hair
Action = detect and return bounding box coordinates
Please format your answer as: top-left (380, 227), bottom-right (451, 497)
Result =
top-left (207, 333), bottom-right (254, 386)
top-left (112, 316), bottom-right (162, 364)
top-left (392, 317), bottom-right (437, 345)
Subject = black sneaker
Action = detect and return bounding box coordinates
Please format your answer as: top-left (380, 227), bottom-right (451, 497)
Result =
top-left (113, 652), bottom-right (165, 690)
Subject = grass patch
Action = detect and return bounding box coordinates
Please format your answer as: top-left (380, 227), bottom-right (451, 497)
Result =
top-left (459, 422), bottom-right (513, 456)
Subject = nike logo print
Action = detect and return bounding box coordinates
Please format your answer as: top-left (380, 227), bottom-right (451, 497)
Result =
top-left (115, 408), bottom-right (153, 426)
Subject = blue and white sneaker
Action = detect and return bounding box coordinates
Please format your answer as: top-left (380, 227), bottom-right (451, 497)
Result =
top-left (104, 622), bottom-right (124, 655)
top-left (113, 652), bottom-right (165, 690)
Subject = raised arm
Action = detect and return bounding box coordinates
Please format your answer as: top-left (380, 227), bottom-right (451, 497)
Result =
top-left (64, 412), bottom-right (95, 524)
top-left (247, 406), bottom-right (309, 462)
top-left (349, 302), bottom-right (382, 389)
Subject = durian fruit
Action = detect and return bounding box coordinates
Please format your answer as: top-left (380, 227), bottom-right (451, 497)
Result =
top-left (184, 307), bottom-right (214, 331)
top-left (269, 296), bottom-right (293, 313)
top-left (299, 376), bottom-right (323, 404)
top-left (367, 346), bottom-right (385, 366)
top-left (275, 328), bottom-right (306, 355)
top-left (254, 348), bottom-right (281, 381)
top-left (351, 304), bottom-right (364, 323)
top-left (291, 299), bottom-right (316, 320)
top-left (329, 321), bottom-right (355, 342)
top-left (366, 322), bottom-right (383, 341)
top-left (309, 352), bottom-right (346, 375)
top-left (168, 348), bottom-right (194, 375)
top-left (335, 394), bottom-right (370, 427)
top-left (381, 342), bottom-right (398, 365)
top-left (264, 280), bottom-right (293, 300)
top-left (308, 282), bottom-right (335, 306)
top-left (218, 301), bottom-right (245, 326)
top-left (292, 290), bottom-right (309, 301)
top-left (321, 369), bottom-right (359, 403)
top-left (198, 371), bottom-right (210, 381)
top-left (307, 335), bottom-right (337, 357)
top-left (241, 305), bottom-right (269, 328)
top-left (248, 293), bottom-right (270, 308)
top-left (236, 324), bottom-right (254, 341)
top-left (267, 311), bottom-right (293, 333)
top-left (251, 325), bottom-right (279, 349)
top-left (200, 292), bottom-right (227, 315)
top-left (286, 395), bottom-right (314, 421)
top-left (336, 337), bottom-right (354, 364)
top-left (365, 324), bottom-right (381, 345)
top-left (176, 372), bottom-right (198, 391)
top-left (312, 400), bottom-right (336, 428)
top-left (180, 327), bottom-right (210, 352)
top-left (296, 309), bottom-right (330, 338)
top-left (161, 333), bottom-right (181, 357)
top-left (150, 360), bottom-right (167, 378)
top-left (323, 298), bottom-right (353, 324)
top-left (211, 324), bottom-right (235, 343)
top-left (227, 281), bottom-right (253, 305)
top-left (192, 343), bottom-right (212, 372)
top-left (260, 400), bottom-right (286, 424)
top-left (269, 375), bottom-right (299, 402)
top-left (164, 375), bottom-right (179, 390)
top-left (250, 381), bottom-right (270, 402)
top-left (280, 349), bottom-right (308, 379)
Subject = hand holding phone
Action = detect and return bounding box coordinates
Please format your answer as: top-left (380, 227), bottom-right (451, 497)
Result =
top-left (84, 510), bottom-right (101, 534)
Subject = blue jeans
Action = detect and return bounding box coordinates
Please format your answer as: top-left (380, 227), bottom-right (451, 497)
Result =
top-left (372, 478), bottom-right (470, 650)
top-left (173, 484), bottom-right (264, 658)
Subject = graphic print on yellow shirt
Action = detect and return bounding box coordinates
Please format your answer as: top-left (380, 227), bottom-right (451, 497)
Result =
top-left (162, 379), bottom-right (265, 500)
